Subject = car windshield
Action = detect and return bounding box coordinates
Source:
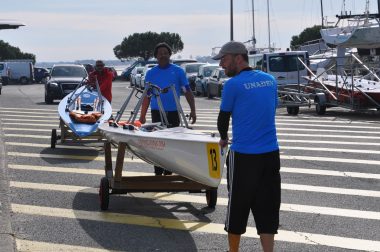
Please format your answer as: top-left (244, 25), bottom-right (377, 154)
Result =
top-left (269, 55), bottom-right (306, 72)
top-left (51, 66), bottom-right (87, 77)
top-left (185, 64), bottom-right (203, 73)
top-left (219, 70), bottom-right (227, 78)
top-left (203, 66), bottom-right (218, 77)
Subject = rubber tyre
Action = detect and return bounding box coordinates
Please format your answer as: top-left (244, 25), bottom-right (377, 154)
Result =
top-left (99, 177), bottom-right (110, 211)
top-left (51, 129), bottom-right (57, 148)
top-left (286, 106), bottom-right (299, 115)
top-left (316, 103), bottom-right (327, 115)
top-left (206, 189), bottom-right (217, 208)
top-left (45, 93), bottom-right (53, 104)
top-left (20, 77), bottom-right (28, 85)
top-left (207, 85), bottom-right (213, 99)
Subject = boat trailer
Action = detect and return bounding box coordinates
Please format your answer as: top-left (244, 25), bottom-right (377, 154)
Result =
top-left (99, 83), bottom-right (218, 211)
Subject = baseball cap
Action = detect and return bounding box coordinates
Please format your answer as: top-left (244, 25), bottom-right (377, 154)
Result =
top-left (212, 41), bottom-right (248, 60)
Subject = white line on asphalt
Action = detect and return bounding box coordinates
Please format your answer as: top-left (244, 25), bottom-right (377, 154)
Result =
top-left (9, 180), bottom-right (380, 220)
top-left (9, 163), bottom-right (380, 180)
top-left (8, 164), bottom-right (380, 197)
top-left (11, 203), bottom-right (380, 251)
top-left (16, 239), bottom-right (119, 252)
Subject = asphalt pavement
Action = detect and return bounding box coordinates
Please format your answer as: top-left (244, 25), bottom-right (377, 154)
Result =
top-left (0, 81), bottom-right (379, 251)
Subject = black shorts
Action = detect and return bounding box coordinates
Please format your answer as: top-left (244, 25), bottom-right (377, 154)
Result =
top-left (224, 149), bottom-right (281, 235)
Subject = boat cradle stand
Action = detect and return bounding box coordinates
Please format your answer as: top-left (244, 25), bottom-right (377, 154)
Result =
top-left (99, 141), bottom-right (218, 211)
top-left (50, 117), bottom-right (105, 149)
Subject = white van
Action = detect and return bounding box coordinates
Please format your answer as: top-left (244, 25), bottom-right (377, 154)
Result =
top-left (248, 51), bottom-right (309, 86)
top-left (0, 60), bottom-right (34, 84)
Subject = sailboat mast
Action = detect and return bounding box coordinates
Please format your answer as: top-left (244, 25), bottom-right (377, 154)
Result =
top-left (267, 0), bottom-right (271, 51)
top-left (320, 0), bottom-right (324, 28)
top-left (251, 0), bottom-right (256, 49)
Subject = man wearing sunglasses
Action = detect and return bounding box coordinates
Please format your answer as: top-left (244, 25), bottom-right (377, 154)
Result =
top-left (88, 60), bottom-right (113, 103)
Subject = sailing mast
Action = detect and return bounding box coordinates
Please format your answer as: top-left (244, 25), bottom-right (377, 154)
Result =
top-left (251, 0), bottom-right (256, 50)
top-left (267, 0), bottom-right (271, 52)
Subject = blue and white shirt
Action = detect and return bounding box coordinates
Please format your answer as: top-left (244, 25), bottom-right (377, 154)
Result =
top-left (145, 63), bottom-right (189, 111)
top-left (220, 69), bottom-right (279, 154)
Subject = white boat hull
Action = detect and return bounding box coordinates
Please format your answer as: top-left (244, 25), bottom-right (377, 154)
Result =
top-left (321, 25), bottom-right (380, 48)
top-left (99, 123), bottom-right (227, 188)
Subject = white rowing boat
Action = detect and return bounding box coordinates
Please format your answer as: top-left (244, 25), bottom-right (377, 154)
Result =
top-left (98, 84), bottom-right (227, 188)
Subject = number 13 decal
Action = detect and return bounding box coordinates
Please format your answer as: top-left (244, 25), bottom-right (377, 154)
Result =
top-left (207, 143), bottom-right (221, 178)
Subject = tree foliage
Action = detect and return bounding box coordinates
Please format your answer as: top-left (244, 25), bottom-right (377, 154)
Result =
top-left (114, 32), bottom-right (184, 61)
top-left (290, 25), bottom-right (322, 50)
top-left (0, 40), bottom-right (36, 63)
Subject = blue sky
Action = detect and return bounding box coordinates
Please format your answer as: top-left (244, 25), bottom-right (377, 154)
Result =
top-left (0, 0), bottom-right (377, 62)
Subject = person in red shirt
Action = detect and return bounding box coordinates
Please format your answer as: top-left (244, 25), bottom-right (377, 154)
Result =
top-left (88, 60), bottom-right (113, 103)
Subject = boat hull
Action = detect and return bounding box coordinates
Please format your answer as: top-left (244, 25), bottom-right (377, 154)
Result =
top-left (99, 123), bottom-right (227, 187)
top-left (321, 26), bottom-right (380, 48)
top-left (305, 75), bottom-right (380, 108)
top-left (58, 86), bottom-right (112, 137)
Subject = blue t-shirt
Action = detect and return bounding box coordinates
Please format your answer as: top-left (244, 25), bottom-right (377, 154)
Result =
top-left (145, 63), bottom-right (189, 111)
top-left (220, 70), bottom-right (279, 154)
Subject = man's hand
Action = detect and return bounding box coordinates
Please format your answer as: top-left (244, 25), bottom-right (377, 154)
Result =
top-left (219, 138), bottom-right (229, 148)
top-left (189, 110), bottom-right (196, 124)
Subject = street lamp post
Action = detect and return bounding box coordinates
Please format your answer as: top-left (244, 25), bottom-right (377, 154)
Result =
top-left (230, 0), bottom-right (234, 41)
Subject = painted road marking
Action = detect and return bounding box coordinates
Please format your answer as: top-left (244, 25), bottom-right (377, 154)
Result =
top-left (9, 163), bottom-right (380, 180)
top-left (9, 181), bottom-right (380, 220)
top-left (11, 204), bottom-right (380, 251)
top-left (16, 239), bottom-right (119, 252)
top-left (6, 152), bottom-right (144, 163)
top-left (8, 164), bottom-right (380, 197)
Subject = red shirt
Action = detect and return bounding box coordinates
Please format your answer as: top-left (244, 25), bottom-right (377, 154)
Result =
top-left (89, 68), bottom-right (113, 102)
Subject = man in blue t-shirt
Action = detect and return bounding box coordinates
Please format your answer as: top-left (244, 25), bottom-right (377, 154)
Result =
top-left (214, 41), bottom-right (280, 252)
top-left (139, 42), bottom-right (197, 175)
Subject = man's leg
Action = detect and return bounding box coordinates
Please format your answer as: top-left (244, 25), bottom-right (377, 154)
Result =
top-left (260, 234), bottom-right (274, 252)
top-left (228, 233), bottom-right (241, 252)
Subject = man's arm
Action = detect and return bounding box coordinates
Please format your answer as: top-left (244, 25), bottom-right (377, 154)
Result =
top-left (184, 90), bottom-right (196, 124)
top-left (138, 96), bottom-right (151, 124)
top-left (217, 110), bottom-right (231, 147)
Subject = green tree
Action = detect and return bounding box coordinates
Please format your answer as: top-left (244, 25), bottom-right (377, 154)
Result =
top-left (0, 40), bottom-right (36, 63)
top-left (290, 25), bottom-right (322, 50)
top-left (114, 32), bottom-right (184, 61)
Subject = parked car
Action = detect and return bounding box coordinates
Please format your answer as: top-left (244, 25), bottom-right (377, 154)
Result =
top-left (34, 67), bottom-right (50, 83)
top-left (181, 62), bottom-right (206, 92)
top-left (121, 59), bottom-right (158, 80)
top-left (138, 64), bottom-right (157, 89)
top-left (171, 59), bottom-right (197, 66)
top-left (194, 64), bottom-right (219, 96)
top-left (106, 66), bottom-right (117, 81)
top-left (44, 64), bottom-right (87, 104)
top-left (207, 67), bottom-right (230, 98)
top-left (130, 66), bottom-right (144, 87)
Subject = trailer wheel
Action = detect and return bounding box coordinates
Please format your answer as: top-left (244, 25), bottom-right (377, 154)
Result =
top-left (51, 129), bottom-right (57, 148)
top-left (316, 103), bottom-right (327, 115)
top-left (99, 177), bottom-right (110, 210)
top-left (286, 106), bottom-right (299, 115)
top-left (206, 189), bottom-right (217, 208)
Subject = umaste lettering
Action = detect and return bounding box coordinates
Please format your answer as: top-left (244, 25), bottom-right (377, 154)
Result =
top-left (243, 80), bottom-right (274, 89)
